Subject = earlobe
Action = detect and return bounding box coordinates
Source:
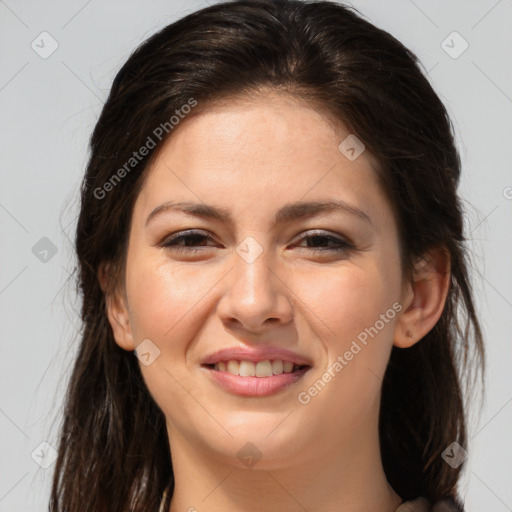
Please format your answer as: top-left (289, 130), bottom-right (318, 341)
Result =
top-left (98, 262), bottom-right (135, 351)
top-left (393, 246), bottom-right (451, 348)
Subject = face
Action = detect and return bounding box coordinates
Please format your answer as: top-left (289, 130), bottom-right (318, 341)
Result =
top-left (109, 92), bottom-right (411, 469)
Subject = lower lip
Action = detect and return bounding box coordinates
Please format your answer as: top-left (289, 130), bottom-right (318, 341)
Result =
top-left (202, 366), bottom-right (311, 396)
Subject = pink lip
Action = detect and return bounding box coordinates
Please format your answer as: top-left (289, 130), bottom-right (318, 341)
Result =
top-left (201, 346), bottom-right (312, 366)
top-left (202, 365), bottom-right (311, 397)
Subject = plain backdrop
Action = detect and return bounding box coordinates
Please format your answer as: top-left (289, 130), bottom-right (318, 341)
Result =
top-left (0, 1), bottom-right (511, 510)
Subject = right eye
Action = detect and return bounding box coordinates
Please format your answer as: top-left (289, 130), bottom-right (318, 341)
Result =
top-left (161, 230), bottom-right (218, 253)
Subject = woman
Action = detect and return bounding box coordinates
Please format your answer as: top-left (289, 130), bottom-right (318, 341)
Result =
top-left (49, 1), bottom-right (485, 511)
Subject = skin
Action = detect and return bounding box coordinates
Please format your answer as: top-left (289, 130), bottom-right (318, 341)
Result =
top-left (103, 91), bottom-right (450, 512)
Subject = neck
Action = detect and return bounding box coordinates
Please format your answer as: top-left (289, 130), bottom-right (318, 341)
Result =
top-left (166, 414), bottom-right (402, 512)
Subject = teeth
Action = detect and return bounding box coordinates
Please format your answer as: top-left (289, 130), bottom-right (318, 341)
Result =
top-left (255, 360), bottom-right (273, 377)
top-left (283, 361), bottom-right (294, 373)
top-left (271, 359), bottom-right (283, 375)
top-left (239, 360), bottom-right (256, 377)
top-left (227, 360), bottom-right (239, 375)
top-left (213, 359), bottom-right (303, 377)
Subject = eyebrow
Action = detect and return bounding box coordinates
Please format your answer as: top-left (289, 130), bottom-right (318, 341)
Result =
top-left (145, 199), bottom-right (372, 227)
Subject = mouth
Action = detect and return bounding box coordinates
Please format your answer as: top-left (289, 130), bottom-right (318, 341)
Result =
top-left (201, 359), bottom-right (312, 397)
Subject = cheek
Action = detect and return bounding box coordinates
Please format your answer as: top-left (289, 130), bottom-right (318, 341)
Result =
top-left (284, 268), bottom-right (396, 436)
top-left (126, 267), bottom-right (179, 338)
top-left (124, 249), bottom-right (226, 354)
top-left (124, 254), bottom-right (222, 419)
top-left (293, 260), bottom-right (400, 345)
top-left (290, 263), bottom-right (400, 418)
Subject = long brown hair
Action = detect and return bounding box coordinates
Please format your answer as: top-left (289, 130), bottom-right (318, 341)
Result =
top-left (50, 1), bottom-right (485, 510)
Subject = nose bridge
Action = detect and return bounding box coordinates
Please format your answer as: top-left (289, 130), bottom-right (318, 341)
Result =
top-left (233, 235), bottom-right (275, 304)
top-left (217, 235), bottom-right (292, 330)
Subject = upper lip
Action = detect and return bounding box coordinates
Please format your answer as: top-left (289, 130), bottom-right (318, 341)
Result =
top-left (201, 346), bottom-right (313, 366)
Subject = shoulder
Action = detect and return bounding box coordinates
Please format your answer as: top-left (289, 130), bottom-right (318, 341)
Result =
top-left (396, 497), bottom-right (464, 512)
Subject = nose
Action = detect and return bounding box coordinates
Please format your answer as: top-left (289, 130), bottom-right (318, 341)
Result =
top-left (216, 241), bottom-right (293, 334)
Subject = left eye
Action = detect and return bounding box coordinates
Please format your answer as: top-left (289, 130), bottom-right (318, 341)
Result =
top-left (294, 231), bottom-right (353, 252)
top-left (161, 230), bottom-right (214, 252)
top-left (160, 230), bottom-right (353, 253)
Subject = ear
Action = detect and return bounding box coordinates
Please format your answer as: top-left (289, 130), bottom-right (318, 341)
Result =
top-left (98, 262), bottom-right (135, 351)
top-left (393, 246), bottom-right (451, 348)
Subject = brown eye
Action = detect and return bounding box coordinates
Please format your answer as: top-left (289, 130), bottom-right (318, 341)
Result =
top-left (161, 230), bottom-right (217, 252)
top-left (294, 231), bottom-right (354, 253)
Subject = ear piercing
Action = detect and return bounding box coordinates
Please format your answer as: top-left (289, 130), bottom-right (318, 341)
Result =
top-left (405, 330), bottom-right (415, 339)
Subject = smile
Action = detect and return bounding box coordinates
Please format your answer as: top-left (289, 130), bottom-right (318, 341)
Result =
top-left (202, 359), bottom-right (312, 396)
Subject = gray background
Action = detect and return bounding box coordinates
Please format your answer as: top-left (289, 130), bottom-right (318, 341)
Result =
top-left (0, 0), bottom-right (511, 510)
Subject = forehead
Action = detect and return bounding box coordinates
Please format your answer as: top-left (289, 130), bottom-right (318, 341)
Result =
top-left (133, 93), bottom-right (389, 228)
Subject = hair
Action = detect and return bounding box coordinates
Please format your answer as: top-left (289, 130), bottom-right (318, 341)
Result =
top-left (50, 1), bottom-right (485, 510)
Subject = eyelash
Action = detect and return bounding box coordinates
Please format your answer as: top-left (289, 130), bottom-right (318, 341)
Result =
top-left (160, 229), bottom-right (354, 254)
